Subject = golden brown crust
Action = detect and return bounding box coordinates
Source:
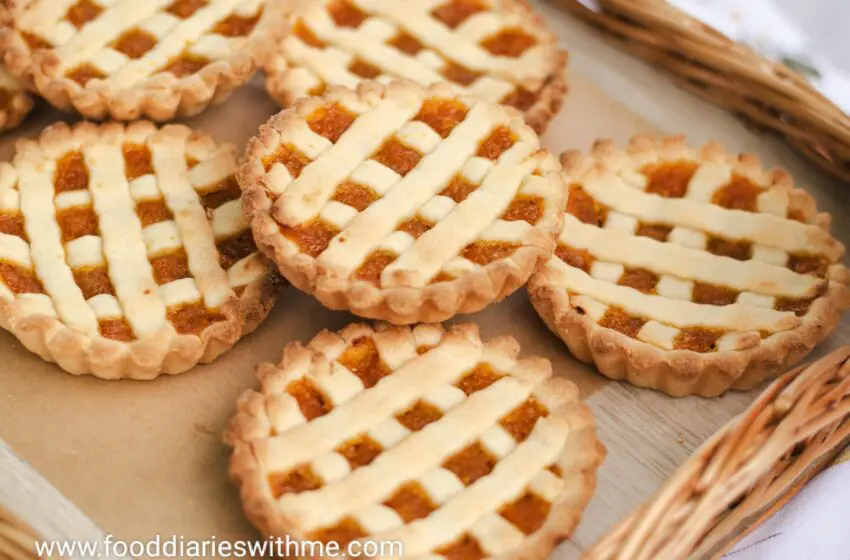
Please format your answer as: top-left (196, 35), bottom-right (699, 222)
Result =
top-left (0, 0), bottom-right (292, 121)
top-left (528, 134), bottom-right (850, 397)
top-left (225, 322), bottom-right (605, 560)
top-left (0, 121), bottom-right (281, 379)
top-left (240, 80), bottom-right (564, 325)
top-left (262, 0), bottom-right (567, 134)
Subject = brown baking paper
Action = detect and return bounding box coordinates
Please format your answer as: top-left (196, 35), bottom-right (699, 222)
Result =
top-left (1, 68), bottom-right (848, 560)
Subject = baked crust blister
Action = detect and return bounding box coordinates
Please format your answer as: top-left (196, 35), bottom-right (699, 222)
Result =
top-left (239, 80), bottom-right (565, 325)
top-left (0, 121), bottom-right (280, 379)
top-left (528, 135), bottom-right (850, 397)
top-left (0, 63), bottom-right (33, 132)
top-left (263, 0), bottom-right (567, 133)
top-left (0, 0), bottom-right (290, 121)
top-left (226, 322), bottom-right (604, 560)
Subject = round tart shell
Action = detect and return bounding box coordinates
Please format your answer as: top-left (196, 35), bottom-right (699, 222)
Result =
top-left (0, 121), bottom-right (280, 379)
top-left (240, 80), bottom-right (565, 325)
top-left (0, 0), bottom-right (291, 121)
top-left (226, 322), bottom-right (605, 560)
top-left (263, 0), bottom-right (567, 134)
top-left (528, 135), bottom-right (850, 397)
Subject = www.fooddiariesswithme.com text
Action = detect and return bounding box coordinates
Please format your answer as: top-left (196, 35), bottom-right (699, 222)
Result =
top-left (34, 534), bottom-right (405, 558)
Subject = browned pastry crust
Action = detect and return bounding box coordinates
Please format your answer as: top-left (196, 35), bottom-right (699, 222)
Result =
top-left (226, 322), bottom-right (605, 560)
top-left (528, 135), bottom-right (850, 397)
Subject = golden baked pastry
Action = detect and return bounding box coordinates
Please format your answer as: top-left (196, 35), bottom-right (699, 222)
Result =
top-left (264, 0), bottom-right (566, 133)
top-left (0, 64), bottom-right (33, 132)
top-left (529, 136), bottom-right (850, 397)
top-left (0, 121), bottom-right (278, 378)
top-left (239, 80), bottom-right (565, 324)
top-left (0, 0), bottom-right (288, 120)
top-left (227, 322), bottom-right (604, 559)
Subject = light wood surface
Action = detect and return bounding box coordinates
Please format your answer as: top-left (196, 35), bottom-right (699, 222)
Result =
top-left (0, 4), bottom-right (848, 559)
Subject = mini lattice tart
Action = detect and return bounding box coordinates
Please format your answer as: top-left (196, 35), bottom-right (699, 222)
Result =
top-left (240, 80), bottom-right (565, 324)
top-left (0, 121), bottom-right (279, 379)
top-left (264, 0), bottom-right (566, 133)
top-left (528, 136), bottom-right (850, 397)
top-left (227, 322), bottom-right (604, 559)
top-left (0, 64), bottom-right (33, 132)
top-left (0, 0), bottom-right (288, 121)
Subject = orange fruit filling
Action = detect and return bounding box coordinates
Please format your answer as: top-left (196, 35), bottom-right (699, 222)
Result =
top-left (706, 236), bottom-right (752, 261)
top-left (280, 219), bottom-right (339, 258)
top-left (22, 32), bottom-right (51, 50)
top-left (73, 266), bottom-right (114, 299)
top-left (331, 182), bottom-right (379, 211)
top-left (150, 250), bottom-right (191, 285)
top-left (65, 0), bottom-right (102, 28)
top-left (354, 250), bottom-right (396, 286)
top-left (0, 262), bottom-right (43, 294)
top-left (0, 212), bottom-right (26, 240)
top-left (441, 61), bottom-right (481, 86)
top-left (599, 307), bottom-right (646, 338)
top-left (327, 0), bottom-right (367, 28)
top-left (440, 174), bottom-right (478, 203)
top-left (788, 253), bottom-right (829, 278)
top-left (66, 63), bottom-right (105, 86)
top-left (500, 491), bottom-right (551, 535)
top-left (308, 102), bottom-right (357, 143)
top-left (442, 442), bottom-right (496, 485)
top-left (348, 58), bottom-right (381, 79)
top-left (166, 301), bottom-right (223, 335)
top-left (336, 435), bottom-right (383, 468)
top-left (136, 199), bottom-right (173, 226)
top-left (112, 28), bottom-right (157, 59)
top-left (98, 318), bottom-right (134, 341)
top-left (674, 327), bottom-right (723, 352)
top-left (461, 240), bottom-right (518, 265)
top-left (642, 161), bottom-right (699, 198)
top-left (294, 19), bottom-right (326, 48)
top-left (500, 397), bottom-right (548, 442)
top-left (372, 137), bottom-right (422, 176)
top-left (397, 215), bottom-right (433, 239)
top-left (54, 151), bottom-right (90, 192)
top-left (161, 53), bottom-right (210, 77)
top-left (383, 481), bottom-right (437, 523)
top-left (481, 27), bottom-right (537, 57)
top-left (122, 143), bottom-right (154, 180)
top-left (501, 194), bottom-right (543, 225)
top-left (199, 177), bottom-right (242, 210)
top-left (213, 10), bottom-right (262, 37)
top-left (268, 464), bottom-right (322, 499)
top-left (456, 363), bottom-right (501, 395)
top-left (431, 0), bottom-right (487, 29)
top-left (555, 244), bottom-right (594, 273)
top-left (57, 206), bottom-right (98, 242)
top-left (217, 232), bottom-right (257, 270)
top-left (618, 267), bottom-right (659, 294)
top-left (396, 401), bottom-right (443, 431)
top-left (430, 271), bottom-right (455, 284)
top-left (635, 222), bottom-right (672, 242)
top-left (415, 98), bottom-right (469, 138)
top-left (310, 517), bottom-right (367, 547)
top-left (693, 282), bottom-right (739, 306)
top-left (338, 336), bottom-right (391, 388)
top-left (263, 143), bottom-right (311, 176)
top-left (501, 86), bottom-right (538, 111)
top-left (286, 378), bottom-right (332, 420)
top-left (388, 31), bottom-right (424, 55)
top-left (165, 0), bottom-right (207, 18)
top-left (711, 174), bottom-right (764, 212)
top-left (567, 184), bottom-right (606, 225)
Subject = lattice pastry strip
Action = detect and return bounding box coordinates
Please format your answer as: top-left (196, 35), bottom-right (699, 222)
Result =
top-left (529, 135), bottom-right (850, 397)
top-left (0, 121), bottom-right (278, 379)
top-left (0, 0), bottom-right (288, 120)
top-left (240, 80), bottom-right (564, 324)
top-left (264, 0), bottom-right (567, 133)
top-left (227, 323), bottom-right (604, 560)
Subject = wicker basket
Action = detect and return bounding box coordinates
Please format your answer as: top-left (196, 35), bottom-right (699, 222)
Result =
top-left (0, 507), bottom-right (39, 560)
top-left (555, 0), bottom-right (850, 182)
top-left (583, 346), bottom-right (850, 559)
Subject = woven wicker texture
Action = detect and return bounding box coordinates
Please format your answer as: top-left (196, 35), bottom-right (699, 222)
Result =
top-left (583, 345), bottom-right (850, 560)
top-left (0, 507), bottom-right (38, 560)
top-left (556, 0), bottom-right (850, 182)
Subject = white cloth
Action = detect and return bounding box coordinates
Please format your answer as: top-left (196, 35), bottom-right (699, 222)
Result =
top-left (723, 460), bottom-right (850, 560)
